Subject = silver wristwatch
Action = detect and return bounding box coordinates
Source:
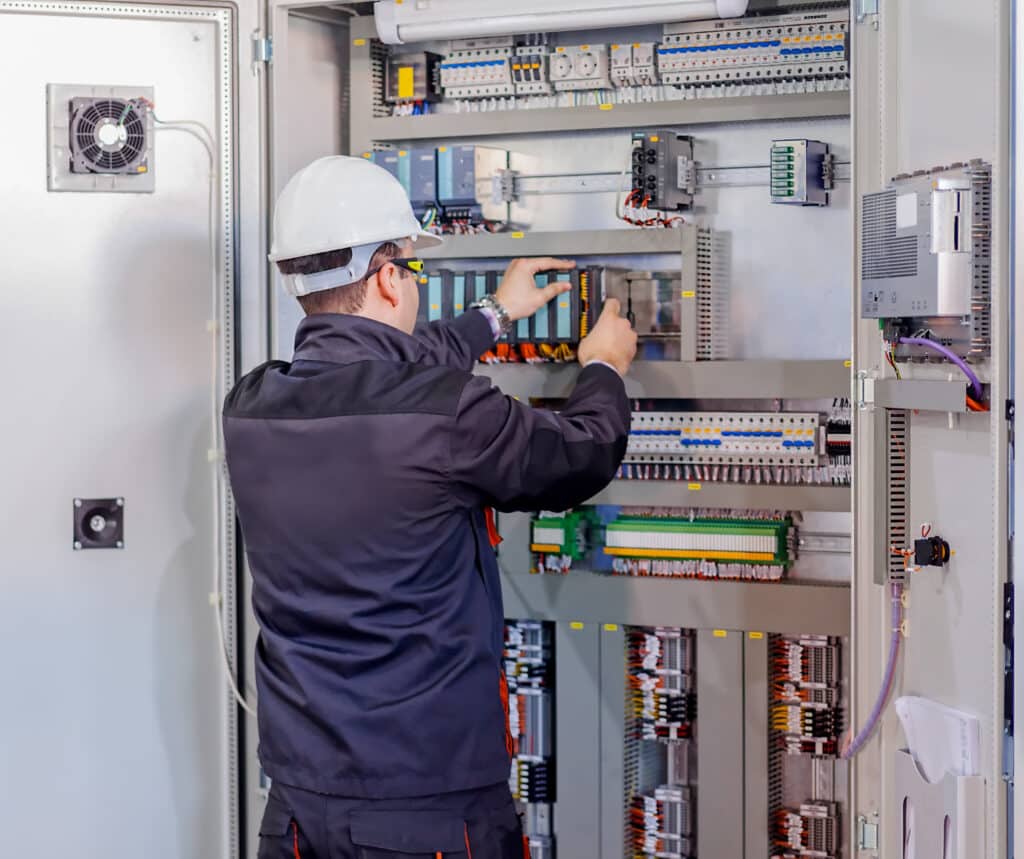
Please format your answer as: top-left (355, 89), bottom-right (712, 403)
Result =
top-left (469, 294), bottom-right (512, 335)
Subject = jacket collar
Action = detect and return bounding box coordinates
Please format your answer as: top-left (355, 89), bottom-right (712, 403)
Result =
top-left (292, 314), bottom-right (421, 365)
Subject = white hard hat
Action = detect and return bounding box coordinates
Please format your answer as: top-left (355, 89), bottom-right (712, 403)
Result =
top-left (268, 155), bottom-right (442, 264)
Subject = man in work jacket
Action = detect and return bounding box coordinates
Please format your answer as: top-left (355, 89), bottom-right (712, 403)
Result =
top-left (224, 156), bottom-right (637, 859)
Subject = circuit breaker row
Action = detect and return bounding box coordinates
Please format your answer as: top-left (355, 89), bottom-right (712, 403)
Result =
top-left (384, 7), bottom-right (849, 108)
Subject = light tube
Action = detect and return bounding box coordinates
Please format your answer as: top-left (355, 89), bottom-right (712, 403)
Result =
top-left (374, 0), bottom-right (748, 46)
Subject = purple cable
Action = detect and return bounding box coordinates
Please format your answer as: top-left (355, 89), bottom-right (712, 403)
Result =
top-left (841, 582), bottom-right (904, 760)
top-left (898, 337), bottom-right (984, 401)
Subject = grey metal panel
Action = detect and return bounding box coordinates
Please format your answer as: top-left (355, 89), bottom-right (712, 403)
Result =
top-left (554, 622), bottom-right (602, 859)
top-left (588, 481), bottom-right (851, 513)
top-left (851, 0), bottom-right (1011, 855)
top-left (743, 634), bottom-right (770, 859)
top-left (269, 9), bottom-right (351, 360)
top-left (863, 378), bottom-right (968, 413)
top-left (480, 360), bottom-right (851, 401)
top-left (362, 92), bottom-right (850, 147)
top-left (0, 3), bottom-right (239, 857)
top-left (696, 629), bottom-right (745, 859)
top-left (599, 625), bottom-right (628, 859)
top-left (421, 227), bottom-right (690, 259)
top-left (500, 569), bottom-right (851, 636)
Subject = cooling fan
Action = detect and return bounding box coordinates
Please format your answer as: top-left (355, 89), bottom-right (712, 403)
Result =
top-left (69, 97), bottom-right (150, 175)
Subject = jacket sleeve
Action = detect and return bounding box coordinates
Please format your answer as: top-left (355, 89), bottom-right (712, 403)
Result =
top-left (449, 363), bottom-right (631, 513)
top-left (414, 309), bottom-right (496, 372)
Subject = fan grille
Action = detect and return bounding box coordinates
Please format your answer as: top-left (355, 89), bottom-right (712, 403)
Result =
top-left (71, 98), bottom-right (147, 174)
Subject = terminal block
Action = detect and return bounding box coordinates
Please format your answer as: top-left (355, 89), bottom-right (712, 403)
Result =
top-left (620, 410), bottom-right (838, 484)
top-left (771, 139), bottom-right (831, 206)
top-left (605, 511), bottom-right (797, 582)
top-left (771, 635), bottom-right (843, 757)
top-left (531, 511), bottom-right (595, 575)
top-left (773, 802), bottom-right (839, 858)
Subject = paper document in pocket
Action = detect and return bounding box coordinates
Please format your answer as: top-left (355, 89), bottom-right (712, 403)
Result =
top-left (895, 695), bottom-right (981, 784)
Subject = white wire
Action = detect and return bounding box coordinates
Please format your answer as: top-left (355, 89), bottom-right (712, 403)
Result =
top-left (154, 118), bottom-right (257, 719)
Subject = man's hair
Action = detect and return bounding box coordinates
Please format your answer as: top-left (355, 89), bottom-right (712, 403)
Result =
top-left (277, 241), bottom-right (402, 315)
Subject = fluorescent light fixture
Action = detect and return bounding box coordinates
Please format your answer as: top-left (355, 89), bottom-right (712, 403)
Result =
top-left (374, 0), bottom-right (749, 46)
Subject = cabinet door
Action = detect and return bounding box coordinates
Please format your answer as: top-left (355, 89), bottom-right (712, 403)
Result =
top-left (851, 2), bottom-right (1010, 857)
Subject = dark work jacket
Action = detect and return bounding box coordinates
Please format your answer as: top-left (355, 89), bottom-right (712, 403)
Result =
top-left (223, 310), bottom-right (630, 798)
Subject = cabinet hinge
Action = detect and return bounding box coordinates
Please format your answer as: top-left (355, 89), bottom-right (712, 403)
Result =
top-left (856, 814), bottom-right (879, 851)
top-left (857, 0), bottom-right (879, 21)
top-left (252, 33), bottom-right (273, 65)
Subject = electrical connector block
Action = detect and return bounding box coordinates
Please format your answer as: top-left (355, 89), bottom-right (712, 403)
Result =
top-left (605, 512), bottom-right (797, 582)
top-left (531, 510), bottom-right (595, 574)
top-left (771, 636), bottom-right (843, 758)
top-left (773, 802), bottom-right (839, 858)
top-left (771, 139), bottom-right (830, 206)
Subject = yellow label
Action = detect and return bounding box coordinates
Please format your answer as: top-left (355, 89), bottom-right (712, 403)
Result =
top-left (633, 43), bottom-right (641, 49)
top-left (604, 623), bottom-right (619, 632)
top-left (581, 44), bottom-right (590, 50)
top-left (137, 166), bottom-right (148, 173)
top-left (362, 152), bottom-right (372, 159)
top-left (681, 290), bottom-right (696, 298)
top-left (650, 135), bottom-right (660, 143)
top-left (570, 622), bottom-right (585, 630)
top-left (599, 103), bottom-right (614, 111)
top-left (511, 231), bottom-right (526, 238)
top-left (713, 629), bottom-right (728, 639)
top-left (431, 304), bottom-right (440, 311)
top-left (560, 301), bottom-right (569, 308)
top-left (687, 482), bottom-right (702, 491)
top-left (612, 44), bottom-right (620, 50)
top-left (556, 47), bottom-right (566, 53)
top-left (397, 66), bottom-right (416, 99)
top-left (353, 38), bottom-right (367, 46)
top-left (398, 150), bottom-right (408, 157)
top-left (455, 303), bottom-right (464, 311)
top-left (749, 632), bottom-right (765, 640)
top-left (438, 146), bottom-right (447, 153)
top-left (844, 359), bottom-right (853, 368)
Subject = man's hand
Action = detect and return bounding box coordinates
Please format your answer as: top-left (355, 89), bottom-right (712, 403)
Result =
top-left (578, 299), bottom-right (638, 377)
top-left (494, 257), bottom-right (576, 322)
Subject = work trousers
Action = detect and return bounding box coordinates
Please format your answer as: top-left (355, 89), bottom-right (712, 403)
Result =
top-left (258, 779), bottom-right (529, 859)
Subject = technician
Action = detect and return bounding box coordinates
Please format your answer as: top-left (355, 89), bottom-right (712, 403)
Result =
top-left (224, 156), bottom-right (636, 859)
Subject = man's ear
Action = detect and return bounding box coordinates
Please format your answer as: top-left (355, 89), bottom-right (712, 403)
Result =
top-left (374, 262), bottom-right (401, 308)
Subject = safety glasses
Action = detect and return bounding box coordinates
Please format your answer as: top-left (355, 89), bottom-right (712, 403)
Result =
top-left (365, 257), bottom-right (425, 280)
